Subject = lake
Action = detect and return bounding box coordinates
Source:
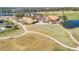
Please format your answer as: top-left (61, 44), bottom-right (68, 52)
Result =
top-left (63, 19), bottom-right (79, 29)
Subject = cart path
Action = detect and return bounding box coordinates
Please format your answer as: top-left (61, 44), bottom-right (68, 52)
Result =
top-left (0, 18), bottom-right (79, 50)
top-left (57, 24), bottom-right (79, 45)
top-left (28, 31), bottom-right (79, 51)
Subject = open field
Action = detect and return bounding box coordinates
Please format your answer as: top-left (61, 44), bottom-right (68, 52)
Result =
top-left (37, 11), bottom-right (79, 19)
top-left (0, 33), bottom-right (71, 51)
top-left (26, 24), bottom-right (79, 47)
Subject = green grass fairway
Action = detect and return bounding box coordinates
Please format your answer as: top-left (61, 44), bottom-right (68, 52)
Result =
top-left (0, 33), bottom-right (71, 51)
top-left (26, 24), bottom-right (78, 47)
top-left (68, 28), bottom-right (79, 42)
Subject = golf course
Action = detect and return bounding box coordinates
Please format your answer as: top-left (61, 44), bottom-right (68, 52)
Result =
top-left (0, 10), bottom-right (79, 51)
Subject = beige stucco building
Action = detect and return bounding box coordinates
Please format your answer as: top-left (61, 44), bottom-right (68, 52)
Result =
top-left (45, 15), bottom-right (60, 23)
top-left (22, 17), bottom-right (33, 24)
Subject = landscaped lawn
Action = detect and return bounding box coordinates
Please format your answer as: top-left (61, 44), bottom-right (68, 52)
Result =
top-left (26, 24), bottom-right (78, 47)
top-left (0, 19), bottom-right (24, 37)
top-left (0, 27), bottom-right (24, 37)
top-left (0, 33), bottom-right (71, 51)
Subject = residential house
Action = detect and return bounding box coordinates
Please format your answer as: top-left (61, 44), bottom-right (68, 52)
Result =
top-left (22, 17), bottom-right (33, 24)
top-left (45, 15), bottom-right (61, 24)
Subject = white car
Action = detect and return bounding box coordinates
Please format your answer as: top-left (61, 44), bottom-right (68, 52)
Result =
top-left (0, 27), bottom-right (6, 32)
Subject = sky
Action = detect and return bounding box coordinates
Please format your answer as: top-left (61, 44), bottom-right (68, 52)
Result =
top-left (0, 0), bottom-right (79, 7)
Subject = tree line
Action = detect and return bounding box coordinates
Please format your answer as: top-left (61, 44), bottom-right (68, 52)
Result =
top-left (0, 7), bottom-right (79, 13)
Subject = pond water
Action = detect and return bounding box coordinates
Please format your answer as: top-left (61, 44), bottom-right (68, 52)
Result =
top-left (63, 19), bottom-right (79, 28)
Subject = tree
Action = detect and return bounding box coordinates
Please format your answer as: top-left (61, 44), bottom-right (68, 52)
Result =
top-left (15, 13), bottom-right (25, 18)
top-left (12, 24), bottom-right (19, 30)
top-left (61, 15), bottom-right (68, 20)
top-left (4, 20), bottom-right (13, 25)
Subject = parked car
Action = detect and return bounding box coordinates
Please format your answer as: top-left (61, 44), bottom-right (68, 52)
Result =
top-left (4, 25), bottom-right (12, 28)
top-left (0, 20), bottom-right (4, 23)
top-left (0, 27), bottom-right (6, 32)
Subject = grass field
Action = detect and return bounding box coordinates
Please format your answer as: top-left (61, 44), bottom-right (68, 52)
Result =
top-left (0, 33), bottom-right (71, 51)
top-left (26, 24), bottom-right (78, 47)
top-left (68, 28), bottom-right (79, 42)
top-left (37, 11), bottom-right (79, 19)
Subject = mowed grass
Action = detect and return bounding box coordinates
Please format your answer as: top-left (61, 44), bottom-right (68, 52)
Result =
top-left (37, 11), bottom-right (79, 19)
top-left (26, 24), bottom-right (78, 47)
top-left (0, 33), bottom-right (71, 51)
top-left (68, 28), bottom-right (79, 42)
